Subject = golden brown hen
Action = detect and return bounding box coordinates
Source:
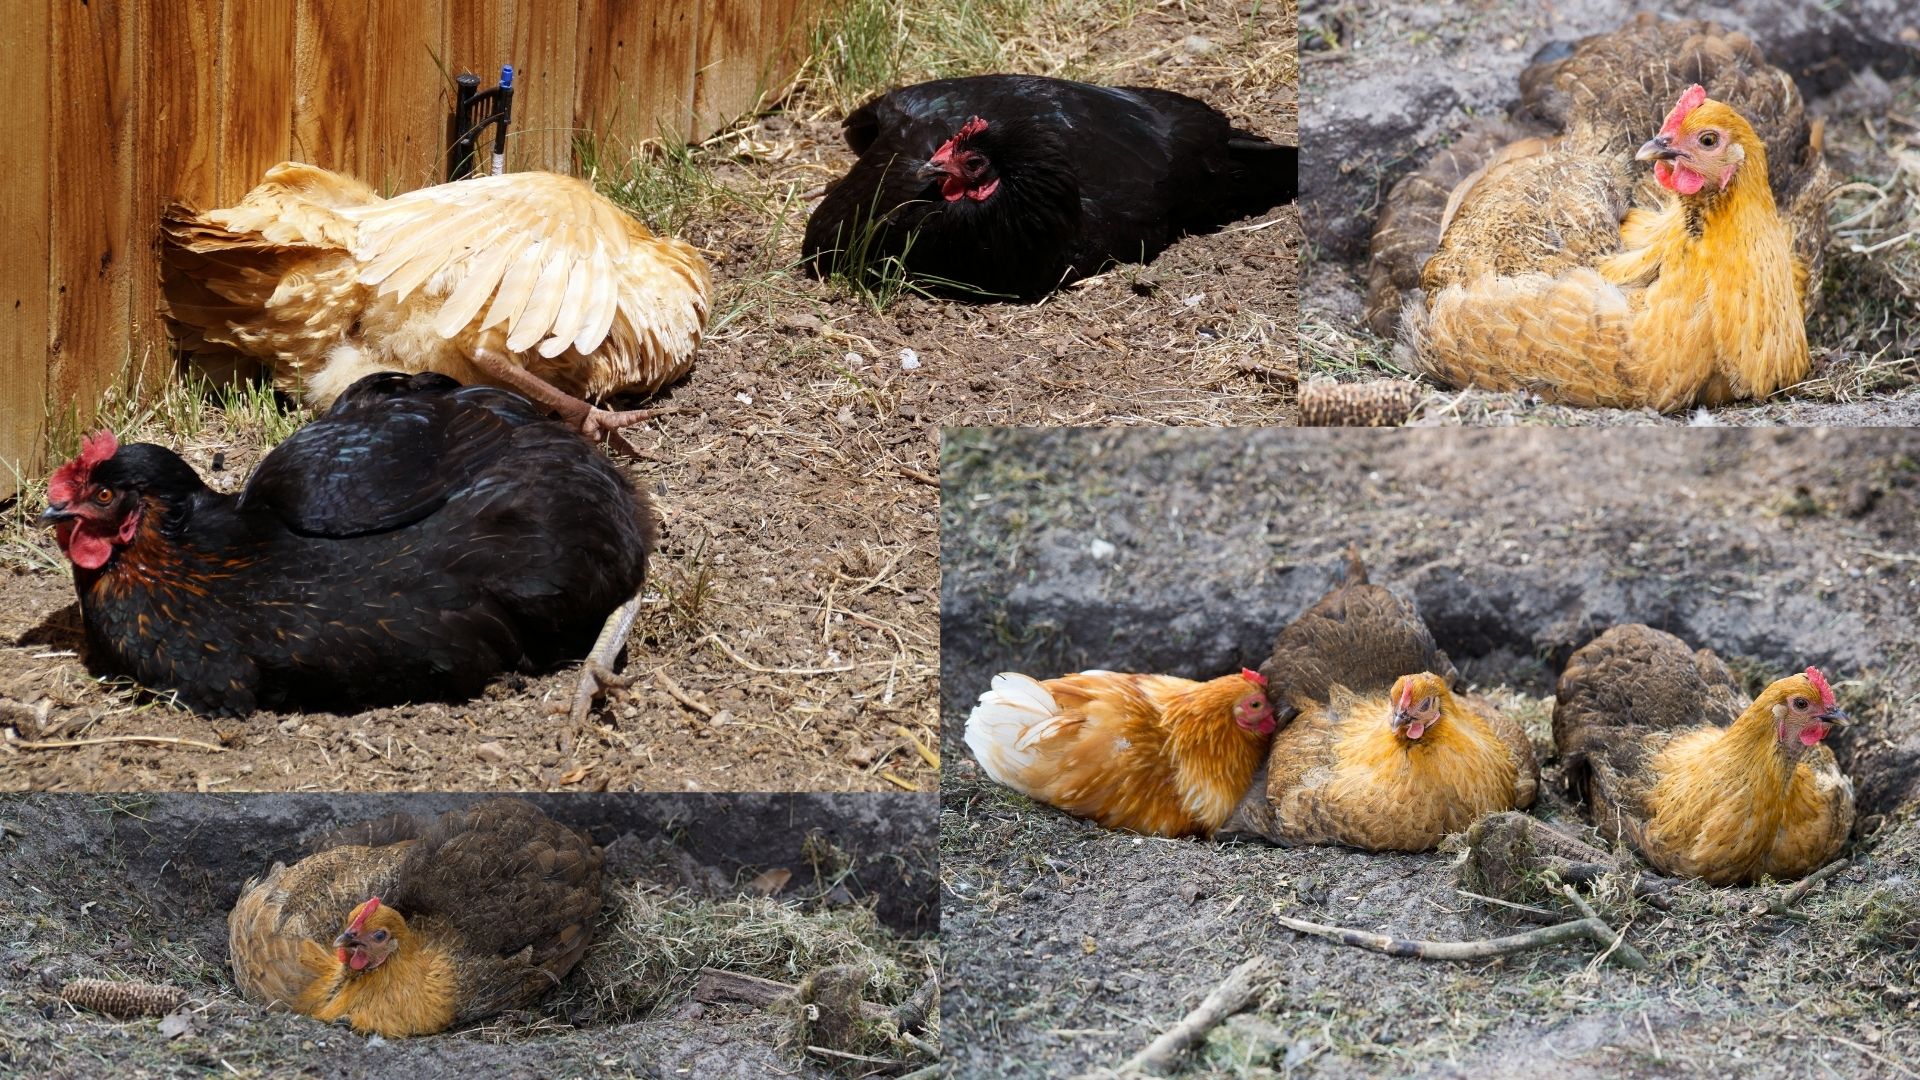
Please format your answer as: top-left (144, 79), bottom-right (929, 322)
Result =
top-left (229, 798), bottom-right (603, 1037)
top-left (965, 667), bottom-right (1276, 838)
top-left (1223, 552), bottom-right (1537, 851)
top-left (1553, 624), bottom-right (1854, 885)
top-left (162, 164), bottom-right (711, 447)
top-left (1366, 16), bottom-right (1829, 411)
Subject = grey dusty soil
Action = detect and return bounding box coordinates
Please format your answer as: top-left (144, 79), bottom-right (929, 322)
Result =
top-left (1300, 0), bottom-right (1920, 425)
top-left (940, 427), bottom-right (1920, 1078)
top-left (0, 792), bottom-right (935, 1078)
top-left (0, 0), bottom-right (1294, 793)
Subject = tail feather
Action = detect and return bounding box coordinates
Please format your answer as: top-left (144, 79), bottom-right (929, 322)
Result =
top-left (964, 673), bottom-right (1064, 796)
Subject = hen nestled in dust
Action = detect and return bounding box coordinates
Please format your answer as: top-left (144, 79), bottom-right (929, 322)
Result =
top-left (803, 74), bottom-right (1297, 299)
top-left (1366, 16), bottom-right (1829, 412)
top-left (162, 165), bottom-right (710, 448)
top-left (230, 798), bottom-right (603, 1037)
top-left (40, 372), bottom-right (654, 719)
top-left (965, 667), bottom-right (1276, 837)
top-left (1222, 552), bottom-right (1538, 852)
top-left (1553, 624), bottom-right (1854, 885)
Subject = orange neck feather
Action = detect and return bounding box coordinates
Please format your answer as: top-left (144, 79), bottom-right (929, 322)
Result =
top-left (1165, 675), bottom-right (1270, 828)
top-left (301, 930), bottom-right (460, 1037)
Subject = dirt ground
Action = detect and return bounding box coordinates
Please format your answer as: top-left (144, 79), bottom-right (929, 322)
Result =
top-left (0, 0), bottom-right (1291, 793)
top-left (940, 427), bottom-right (1920, 1077)
top-left (0, 792), bottom-right (936, 1078)
top-left (1298, 0), bottom-right (1920, 425)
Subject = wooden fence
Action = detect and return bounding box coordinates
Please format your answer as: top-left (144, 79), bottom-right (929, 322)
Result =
top-left (0, 0), bottom-right (821, 498)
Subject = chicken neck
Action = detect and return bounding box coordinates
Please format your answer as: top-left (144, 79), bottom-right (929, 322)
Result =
top-left (307, 930), bottom-right (460, 1037)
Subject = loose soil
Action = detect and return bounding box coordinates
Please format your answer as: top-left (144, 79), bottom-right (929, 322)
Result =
top-left (0, 0), bottom-right (1293, 792)
top-left (940, 427), bottom-right (1920, 1078)
top-left (0, 792), bottom-right (936, 1078)
top-left (1299, 0), bottom-right (1920, 425)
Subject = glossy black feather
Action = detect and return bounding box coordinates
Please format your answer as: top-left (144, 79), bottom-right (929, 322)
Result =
top-left (67, 372), bottom-right (655, 716)
top-left (802, 74), bottom-right (1297, 299)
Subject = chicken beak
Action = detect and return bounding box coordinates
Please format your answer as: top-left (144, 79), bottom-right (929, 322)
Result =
top-left (38, 503), bottom-right (77, 527)
top-left (913, 160), bottom-right (953, 184)
top-left (1818, 707), bottom-right (1850, 727)
top-left (1636, 135), bottom-right (1682, 163)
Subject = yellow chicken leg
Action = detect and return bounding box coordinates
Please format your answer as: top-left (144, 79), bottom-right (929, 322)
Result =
top-left (569, 593), bottom-right (644, 723)
top-left (469, 349), bottom-right (677, 456)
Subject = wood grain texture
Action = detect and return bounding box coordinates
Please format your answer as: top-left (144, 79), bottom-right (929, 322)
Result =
top-left (691, 0), bottom-right (759, 137)
top-left (577, 0), bottom-right (698, 147)
top-left (363, 0), bottom-right (449, 192)
top-left (48, 0), bottom-right (136, 422)
top-left (218, 2), bottom-right (295, 204)
top-left (0, 0), bottom-right (52, 496)
top-left (507, 0), bottom-right (578, 170)
top-left (293, 0), bottom-right (371, 170)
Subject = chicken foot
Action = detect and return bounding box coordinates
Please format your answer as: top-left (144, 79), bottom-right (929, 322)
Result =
top-left (567, 594), bottom-right (644, 724)
top-left (469, 349), bottom-right (677, 456)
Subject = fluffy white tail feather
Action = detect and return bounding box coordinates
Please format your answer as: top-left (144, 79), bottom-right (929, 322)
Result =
top-left (965, 672), bottom-right (1064, 796)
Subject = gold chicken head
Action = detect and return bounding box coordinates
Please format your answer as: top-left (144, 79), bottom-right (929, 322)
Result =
top-left (1388, 672), bottom-right (1451, 742)
top-left (1762, 667), bottom-right (1849, 760)
top-left (1636, 83), bottom-right (1764, 197)
top-left (334, 897), bottom-right (405, 974)
top-left (1230, 669), bottom-right (1276, 735)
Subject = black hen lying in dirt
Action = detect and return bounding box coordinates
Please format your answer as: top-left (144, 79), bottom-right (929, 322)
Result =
top-left (40, 372), bottom-right (655, 716)
top-left (802, 74), bottom-right (1297, 299)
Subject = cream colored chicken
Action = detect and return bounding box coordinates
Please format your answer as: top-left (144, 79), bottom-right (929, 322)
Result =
top-left (163, 164), bottom-right (711, 449)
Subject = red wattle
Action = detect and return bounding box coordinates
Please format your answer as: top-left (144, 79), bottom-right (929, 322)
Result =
top-left (67, 526), bottom-right (114, 570)
top-left (1800, 724), bottom-right (1827, 747)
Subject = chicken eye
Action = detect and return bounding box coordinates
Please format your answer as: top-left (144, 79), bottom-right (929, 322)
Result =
top-left (93, 488), bottom-right (114, 504)
top-left (1790, 696), bottom-right (1809, 710)
top-left (371, 930), bottom-right (388, 942)
top-left (1699, 131), bottom-right (1719, 148)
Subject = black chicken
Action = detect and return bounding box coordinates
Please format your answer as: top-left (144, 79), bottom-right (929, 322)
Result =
top-left (40, 372), bottom-right (655, 717)
top-left (802, 74), bottom-right (1297, 299)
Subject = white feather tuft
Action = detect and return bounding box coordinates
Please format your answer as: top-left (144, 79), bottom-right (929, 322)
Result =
top-left (964, 673), bottom-right (1062, 796)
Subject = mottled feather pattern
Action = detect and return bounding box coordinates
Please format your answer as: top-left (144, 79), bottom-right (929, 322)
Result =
top-left (229, 799), bottom-right (603, 1036)
top-left (1553, 624), bottom-right (1854, 883)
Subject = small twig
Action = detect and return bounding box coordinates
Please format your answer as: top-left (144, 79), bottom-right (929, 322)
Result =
top-left (1818, 1033), bottom-right (1920, 1079)
top-left (1115, 954), bottom-right (1277, 1076)
top-left (806, 1046), bottom-right (907, 1066)
top-left (895, 725), bottom-right (940, 770)
top-left (1560, 885), bottom-right (1649, 969)
top-left (895, 465), bottom-right (940, 486)
top-left (1748, 858), bottom-right (1851, 918)
top-left (880, 772), bottom-right (919, 791)
top-left (1455, 889), bottom-right (1562, 925)
top-left (5, 728), bottom-right (229, 754)
top-left (1275, 910), bottom-right (1645, 970)
top-left (697, 634), bottom-right (856, 675)
top-left (654, 669), bottom-right (715, 718)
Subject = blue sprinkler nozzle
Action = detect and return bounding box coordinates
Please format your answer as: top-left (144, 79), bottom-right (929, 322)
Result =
top-left (500, 65), bottom-right (514, 89)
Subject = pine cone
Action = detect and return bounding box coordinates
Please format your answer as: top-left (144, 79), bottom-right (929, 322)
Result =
top-left (59, 978), bottom-right (187, 1018)
top-left (1297, 379), bottom-right (1421, 427)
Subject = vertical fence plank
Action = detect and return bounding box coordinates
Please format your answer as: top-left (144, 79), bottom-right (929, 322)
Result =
top-left (577, 0), bottom-right (698, 151)
top-left (135, 1), bottom-right (225, 384)
top-left (364, 0), bottom-right (451, 191)
top-left (507, 0), bottom-right (579, 171)
top-left (0, 1), bottom-right (52, 494)
top-left (293, 0), bottom-right (370, 172)
top-left (217, 2), bottom-right (295, 204)
top-left (48, 0), bottom-right (136, 436)
top-left (691, 0), bottom-right (762, 137)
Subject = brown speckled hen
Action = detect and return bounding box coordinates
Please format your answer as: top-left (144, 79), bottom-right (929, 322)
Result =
top-left (229, 798), bottom-right (603, 1037)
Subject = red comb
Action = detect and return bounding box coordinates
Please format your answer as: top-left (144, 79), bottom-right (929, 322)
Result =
top-left (47, 430), bottom-right (118, 506)
top-left (1240, 667), bottom-right (1266, 688)
top-left (1397, 681), bottom-right (1413, 709)
top-left (1659, 84), bottom-right (1708, 139)
top-left (1805, 668), bottom-right (1835, 709)
top-left (347, 896), bottom-right (382, 934)
top-left (956, 116), bottom-right (988, 140)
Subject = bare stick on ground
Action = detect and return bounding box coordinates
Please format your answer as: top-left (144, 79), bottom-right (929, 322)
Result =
top-left (1274, 910), bottom-right (1647, 971)
top-left (1560, 884), bottom-right (1649, 969)
top-left (1113, 954), bottom-right (1279, 1077)
top-left (1748, 858), bottom-right (1852, 918)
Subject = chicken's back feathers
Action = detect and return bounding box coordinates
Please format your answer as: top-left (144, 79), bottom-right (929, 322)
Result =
top-left (804, 74), bottom-right (1294, 298)
top-left (162, 163), bottom-right (711, 406)
top-left (1260, 553), bottom-right (1458, 718)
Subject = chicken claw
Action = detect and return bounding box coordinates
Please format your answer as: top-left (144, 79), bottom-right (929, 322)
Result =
top-left (468, 349), bottom-right (676, 456)
top-left (569, 595), bottom-right (644, 724)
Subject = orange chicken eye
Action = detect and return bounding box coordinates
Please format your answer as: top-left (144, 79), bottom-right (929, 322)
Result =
top-left (1698, 131), bottom-right (1719, 148)
top-left (93, 488), bottom-right (113, 504)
